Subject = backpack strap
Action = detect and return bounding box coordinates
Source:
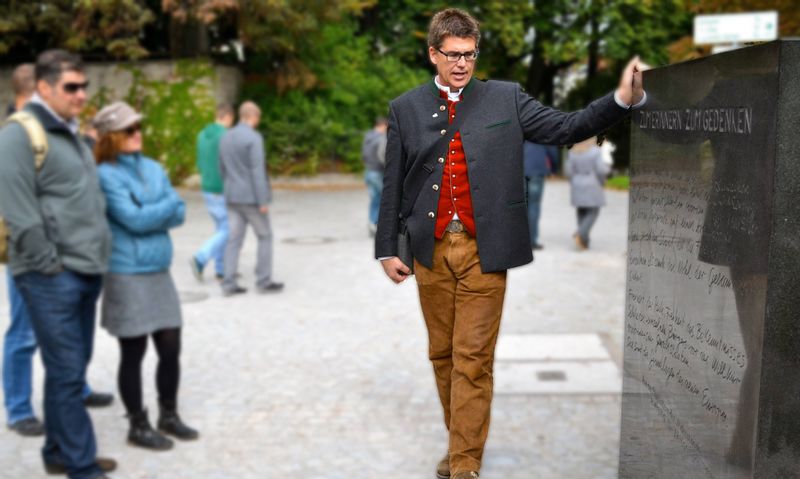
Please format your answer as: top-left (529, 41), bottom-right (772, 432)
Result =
top-left (0, 112), bottom-right (48, 264)
top-left (5, 111), bottom-right (49, 170)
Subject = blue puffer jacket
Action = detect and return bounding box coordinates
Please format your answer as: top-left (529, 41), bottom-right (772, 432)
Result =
top-left (98, 153), bottom-right (185, 274)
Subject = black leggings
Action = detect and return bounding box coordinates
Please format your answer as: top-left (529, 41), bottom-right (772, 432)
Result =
top-left (118, 328), bottom-right (181, 414)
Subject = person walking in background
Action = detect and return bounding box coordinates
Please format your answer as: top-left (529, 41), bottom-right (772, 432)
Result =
top-left (566, 137), bottom-right (610, 251)
top-left (3, 63), bottom-right (46, 438)
top-left (219, 101), bottom-right (283, 296)
top-left (523, 141), bottom-right (560, 250)
top-left (93, 101), bottom-right (198, 451)
top-left (5, 64), bottom-right (35, 116)
top-left (362, 117), bottom-right (388, 237)
top-left (190, 102), bottom-right (234, 282)
top-left (376, 9), bottom-right (644, 479)
top-left (2, 63), bottom-right (113, 440)
top-left (0, 50), bottom-right (116, 479)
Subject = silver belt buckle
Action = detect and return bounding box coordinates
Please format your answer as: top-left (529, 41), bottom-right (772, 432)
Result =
top-left (446, 219), bottom-right (465, 233)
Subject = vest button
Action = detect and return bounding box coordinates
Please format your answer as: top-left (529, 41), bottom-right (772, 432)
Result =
top-left (439, 105), bottom-right (446, 111)
top-left (438, 157), bottom-right (444, 163)
top-left (427, 212), bottom-right (435, 218)
top-left (432, 184), bottom-right (439, 191)
top-left (440, 129), bottom-right (447, 136)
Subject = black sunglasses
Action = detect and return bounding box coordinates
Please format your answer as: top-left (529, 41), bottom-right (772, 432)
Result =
top-left (62, 81), bottom-right (90, 94)
top-left (123, 124), bottom-right (141, 136)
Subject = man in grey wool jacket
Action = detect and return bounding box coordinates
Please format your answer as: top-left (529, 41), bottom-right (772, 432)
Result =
top-left (375, 8), bottom-right (645, 479)
top-left (0, 49), bottom-right (116, 479)
top-left (218, 101), bottom-right (284, 296)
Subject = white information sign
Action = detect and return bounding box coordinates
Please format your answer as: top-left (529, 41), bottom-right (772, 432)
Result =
top-left (694, 11), bottom-right (778, 45)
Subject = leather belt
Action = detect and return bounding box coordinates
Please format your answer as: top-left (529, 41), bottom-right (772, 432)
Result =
top-left (445, 219), bottom-right (466, 233)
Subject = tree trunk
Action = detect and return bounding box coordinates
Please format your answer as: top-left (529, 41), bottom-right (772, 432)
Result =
top-left (585, 16), bottom-right (599, 106)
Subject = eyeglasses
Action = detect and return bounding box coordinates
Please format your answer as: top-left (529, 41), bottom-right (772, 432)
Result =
top-left (123, 124), bottom-right (141, 136)
top-left (62, 81), bottom-right (90, 94)
top-left (436, 48), bottom-right (479, 63)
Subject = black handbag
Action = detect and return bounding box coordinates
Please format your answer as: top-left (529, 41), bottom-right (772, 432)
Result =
top-left (397, 220), bottom-right (414, 274)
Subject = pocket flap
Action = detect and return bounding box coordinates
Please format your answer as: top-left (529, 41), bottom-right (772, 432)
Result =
top-left (485, 119), bottom-right (511, 129)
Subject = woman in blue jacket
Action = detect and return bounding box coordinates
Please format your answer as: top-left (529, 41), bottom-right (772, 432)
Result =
top-left (93, 102), bottom-right (198, 451)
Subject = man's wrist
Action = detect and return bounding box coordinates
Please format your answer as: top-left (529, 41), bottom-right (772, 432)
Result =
top-left (614, 90), bottom-right (647, 110)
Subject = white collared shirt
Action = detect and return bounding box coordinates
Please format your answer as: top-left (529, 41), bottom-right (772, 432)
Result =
top-left (434, 76), bottom-right (464, 102)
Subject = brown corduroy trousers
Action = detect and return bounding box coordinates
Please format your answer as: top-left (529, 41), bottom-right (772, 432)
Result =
top-left (414, 232), bottom-right (507, 474)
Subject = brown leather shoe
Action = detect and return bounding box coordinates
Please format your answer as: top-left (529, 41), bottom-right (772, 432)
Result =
top-left (436, 454), bottom-right (450, 479)
top-left (573, 233), bottom-right (588, 250)
top-left (451, 472), bottom-right (479, 479)
top-left (44, 457), bottom-right (117, 475)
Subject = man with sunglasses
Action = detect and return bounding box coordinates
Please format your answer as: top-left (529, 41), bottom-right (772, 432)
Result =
top-left (2, 62), bottom-right (114, 440)
top-left (375, 9), bottom-right (645, 479)
top-left (0, 50), bottom-right (115, 479)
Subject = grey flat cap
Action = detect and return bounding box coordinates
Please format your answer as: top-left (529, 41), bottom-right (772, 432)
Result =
top-left (92, 101), bottom-right (143, 134)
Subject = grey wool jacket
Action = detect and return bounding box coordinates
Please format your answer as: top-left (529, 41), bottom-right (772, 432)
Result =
top-left (0, 103), bottom-right (111, 275)
top-left (218, 122), bottom-right (272, 206)
top-left (566, 147), bottom-right (610, 207)
top-left (375, 78), bottom-right (631, 273)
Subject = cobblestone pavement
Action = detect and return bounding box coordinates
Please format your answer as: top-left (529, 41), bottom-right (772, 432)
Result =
top-left (0, 178), bottom-right (628, 479)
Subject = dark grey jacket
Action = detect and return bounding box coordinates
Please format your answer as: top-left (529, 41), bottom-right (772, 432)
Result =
top-left (219, 122), bottom-right (272, 206)
top-left (375, 78), bottom-right (630, 272)
top-left (0, 103), bottom-right (111, 275)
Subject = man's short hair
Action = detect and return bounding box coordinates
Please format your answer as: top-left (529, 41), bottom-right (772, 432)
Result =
top-left (238, 101), bottom-right (261, 120)
top-left (216, 102), bottom-right (234, 119)
top-left (427, 8), bottom-right (481, 50)
top-left (11, 64), bottom-right (35, 96)
top-left (35, 49), bottom-right (84, 85)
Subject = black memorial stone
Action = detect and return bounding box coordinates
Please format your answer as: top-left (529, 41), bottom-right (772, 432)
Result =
top-left (619, 40), bottom-right (800, 479)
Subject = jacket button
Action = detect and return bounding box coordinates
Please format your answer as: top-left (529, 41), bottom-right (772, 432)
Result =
top-left (432, 184), bottom-right (439, 191)
top-left (428, 212), bottom-right (435, 218)
top-left (440, 129), bottom-right (447, 136)
top-left (438, 157), bottom-right (444, 163)
top-left (439, 105), bottom-right (446, 111)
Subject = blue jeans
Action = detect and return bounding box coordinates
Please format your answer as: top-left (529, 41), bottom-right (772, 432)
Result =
top-left (3, 269), bottom-right (92, 425)
top-left (14, 270), bottom-right (103, 479)
top-left (526, 176), bottom-right (545, 246)
top-left (365, 170), bottom-right (383, 225)
top-left (194, 192), bottom-right (229, 276)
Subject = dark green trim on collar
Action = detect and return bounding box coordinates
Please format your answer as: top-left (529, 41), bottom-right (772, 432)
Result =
top-left (428, 78), bottom-right (440, 97)
top-left (463, 77), bottom-right (476, 95)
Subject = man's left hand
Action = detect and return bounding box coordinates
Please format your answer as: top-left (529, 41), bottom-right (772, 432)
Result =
top-left (616, 56), bottom-right (644, 107)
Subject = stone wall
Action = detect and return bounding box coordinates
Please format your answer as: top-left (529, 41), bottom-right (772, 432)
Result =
top-left (0, 60), bottom-right (242, 113)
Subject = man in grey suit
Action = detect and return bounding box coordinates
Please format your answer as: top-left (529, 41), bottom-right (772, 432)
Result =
top-left (375, 9), bottom-right (645, 479)
top-left (219, 101), bottom-right (283, 296)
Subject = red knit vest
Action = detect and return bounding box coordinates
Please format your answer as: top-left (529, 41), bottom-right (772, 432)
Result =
top-left (435, 91), bottom-right (475, 238)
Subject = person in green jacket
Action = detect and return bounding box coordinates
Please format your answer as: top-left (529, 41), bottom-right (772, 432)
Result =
top-left (190, 103), bottom-right (234, 281)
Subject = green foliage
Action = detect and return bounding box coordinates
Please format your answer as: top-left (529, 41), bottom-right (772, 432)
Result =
top-left (607, 175), bottom-right (630, 190)
top-left (122, 61), bottom-right (216, 182)
top-left (244, 20), bottom-right (429, 174)
top-left (0, 1), bottom-right (154, 59)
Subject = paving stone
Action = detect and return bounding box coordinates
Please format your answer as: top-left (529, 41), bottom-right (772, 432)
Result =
top-left (0, 179), bottom-right (628, 478)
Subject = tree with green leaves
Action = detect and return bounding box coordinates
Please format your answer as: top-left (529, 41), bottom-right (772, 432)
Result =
top-left (0, 1), bottom-right (154, 60)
